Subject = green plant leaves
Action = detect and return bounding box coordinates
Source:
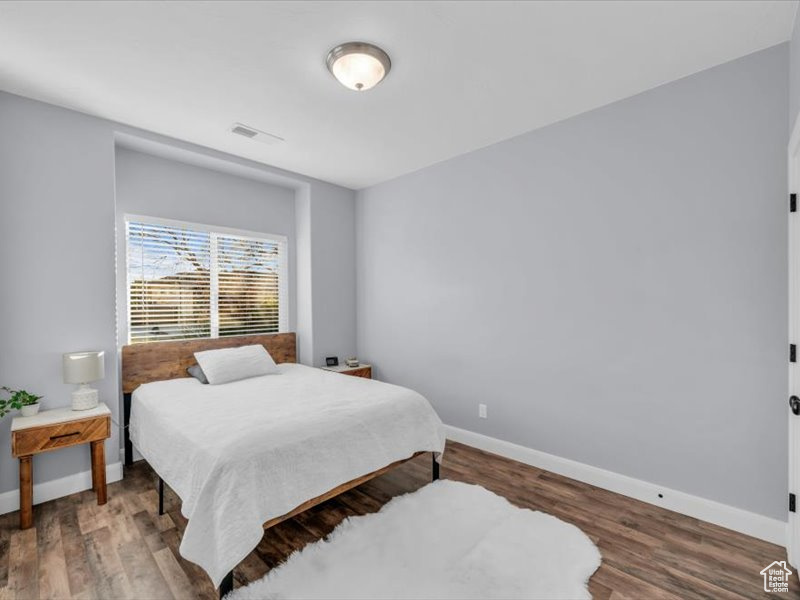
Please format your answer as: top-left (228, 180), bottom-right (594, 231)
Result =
top-left (0, 387), bottom-right (43, 419)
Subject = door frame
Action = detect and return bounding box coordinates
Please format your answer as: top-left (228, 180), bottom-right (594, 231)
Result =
top-left (788, 114), bottom-right (800, 565)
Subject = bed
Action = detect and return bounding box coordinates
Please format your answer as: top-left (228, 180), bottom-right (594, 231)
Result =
top-left (121, 333), bottom-right (445, 597)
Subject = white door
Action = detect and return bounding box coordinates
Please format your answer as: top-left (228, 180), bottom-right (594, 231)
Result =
top-left (788, 118), bottom-right (800, 566)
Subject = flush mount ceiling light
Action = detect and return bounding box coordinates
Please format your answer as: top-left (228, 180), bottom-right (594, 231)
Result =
top-left (326, 42), bottom-right (391, 91)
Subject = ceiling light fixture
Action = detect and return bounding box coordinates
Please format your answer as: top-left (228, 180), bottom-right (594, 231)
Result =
top-left (326, 42), bottom-right (391, 91)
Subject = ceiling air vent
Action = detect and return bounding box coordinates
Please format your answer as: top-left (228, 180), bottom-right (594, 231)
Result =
top-left (230, 123), bottom-right (284, 145)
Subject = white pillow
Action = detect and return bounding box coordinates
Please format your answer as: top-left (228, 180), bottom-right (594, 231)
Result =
top-left (194, 344), bottom-right (279, 385)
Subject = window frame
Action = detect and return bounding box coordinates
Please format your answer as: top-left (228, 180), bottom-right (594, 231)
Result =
top-left (124, 214), bottom-right (289, 344)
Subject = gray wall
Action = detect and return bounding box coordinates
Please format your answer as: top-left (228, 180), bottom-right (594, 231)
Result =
top-left (0, 94), bottom-right (119, 493)
top-left (114, 147), bottom-right (297, 344)
top-left (356, 44), bottom-right (789, 519)
top-left (307, 181), bottom-right (358, 364)
top-left (0, 90), bottom-right (356, 497)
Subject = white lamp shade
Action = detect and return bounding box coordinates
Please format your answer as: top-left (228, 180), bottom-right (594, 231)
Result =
top-left (330, 53), bottom-right (386, 91)
top-left (63, 351), bottom-right (105, 384)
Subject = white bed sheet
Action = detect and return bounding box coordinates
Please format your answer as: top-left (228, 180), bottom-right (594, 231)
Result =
top-left (129, 363), bottom-right (445, 587)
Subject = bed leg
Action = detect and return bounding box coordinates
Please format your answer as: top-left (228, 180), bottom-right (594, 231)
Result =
top-left (219, 570), bottom-right (234, 598)
top-left (432, 452), bottom-right (440, 481)
top-left (123, 393), bottom-right (133, 466)
top-left (158, 477), bottom-right (164, 516)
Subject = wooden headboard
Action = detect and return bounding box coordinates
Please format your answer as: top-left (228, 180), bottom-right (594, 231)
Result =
top-left (121, 332), bottom-right (296, 394)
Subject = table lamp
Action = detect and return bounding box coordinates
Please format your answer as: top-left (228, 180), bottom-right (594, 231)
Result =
top-left (63, 351), bottom-right (104, 410)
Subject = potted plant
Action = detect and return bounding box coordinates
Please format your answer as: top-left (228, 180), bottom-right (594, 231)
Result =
top-left (0, 387), bottom-right (43, 418)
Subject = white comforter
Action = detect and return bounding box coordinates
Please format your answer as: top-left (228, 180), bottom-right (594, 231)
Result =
top-left (129, 363), bottom-right (445, 587)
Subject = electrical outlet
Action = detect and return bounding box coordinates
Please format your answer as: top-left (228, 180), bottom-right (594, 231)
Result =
top-left (479, 403), bottom-right (487, 419)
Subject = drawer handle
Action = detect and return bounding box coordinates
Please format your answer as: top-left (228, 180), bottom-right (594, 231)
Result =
top-left (50, 432), bottom-right (80, 441)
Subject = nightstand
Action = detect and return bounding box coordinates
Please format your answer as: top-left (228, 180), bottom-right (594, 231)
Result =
top-left (321, 363), bottom-right (372, 379)
top-left (11, 402), bottom-right (111, 529)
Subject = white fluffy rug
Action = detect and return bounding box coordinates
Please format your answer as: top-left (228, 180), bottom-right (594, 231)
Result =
top-left (228, 480), bottom-right (601, 600)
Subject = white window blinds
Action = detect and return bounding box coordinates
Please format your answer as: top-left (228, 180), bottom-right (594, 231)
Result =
top-left (216, 233), bottom-right (283, 337)
top-left (126, 217), bottom-right (287, 344)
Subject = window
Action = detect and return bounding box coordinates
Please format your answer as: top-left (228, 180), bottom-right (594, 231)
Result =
top-left (126, 216), bottom-right (287, 344)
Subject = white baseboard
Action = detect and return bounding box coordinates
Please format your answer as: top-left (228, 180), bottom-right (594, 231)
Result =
top-left (0, 430), bottom-right (784, 546)
top-left (444, 424), bottom-right (787, 546)
top-left (0, 462), bottom-right (123, 516)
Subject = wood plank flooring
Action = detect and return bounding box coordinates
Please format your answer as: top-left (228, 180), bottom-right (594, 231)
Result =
top-left (0, 441), bottom-right (794, 599)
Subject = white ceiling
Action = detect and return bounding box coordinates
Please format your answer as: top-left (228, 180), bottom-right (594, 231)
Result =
top-left (0, 1), bottom-right (796, 189)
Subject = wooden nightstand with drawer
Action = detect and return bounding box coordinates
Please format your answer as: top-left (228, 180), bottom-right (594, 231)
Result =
top-left (321, 363), bottom-right (372, 379)
top-left (11, 403), bottom-right (111, 529)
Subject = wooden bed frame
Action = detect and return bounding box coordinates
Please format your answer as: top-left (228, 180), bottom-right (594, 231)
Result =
top-left (120, 332), bottom-right (438, 598)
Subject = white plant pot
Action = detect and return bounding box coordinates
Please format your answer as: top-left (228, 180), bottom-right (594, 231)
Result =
top-left (20, 404), bottom-right (40, 417)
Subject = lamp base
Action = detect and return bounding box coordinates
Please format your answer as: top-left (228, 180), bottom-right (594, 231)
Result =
top-left (72, 384), bottom-right (98, 411)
